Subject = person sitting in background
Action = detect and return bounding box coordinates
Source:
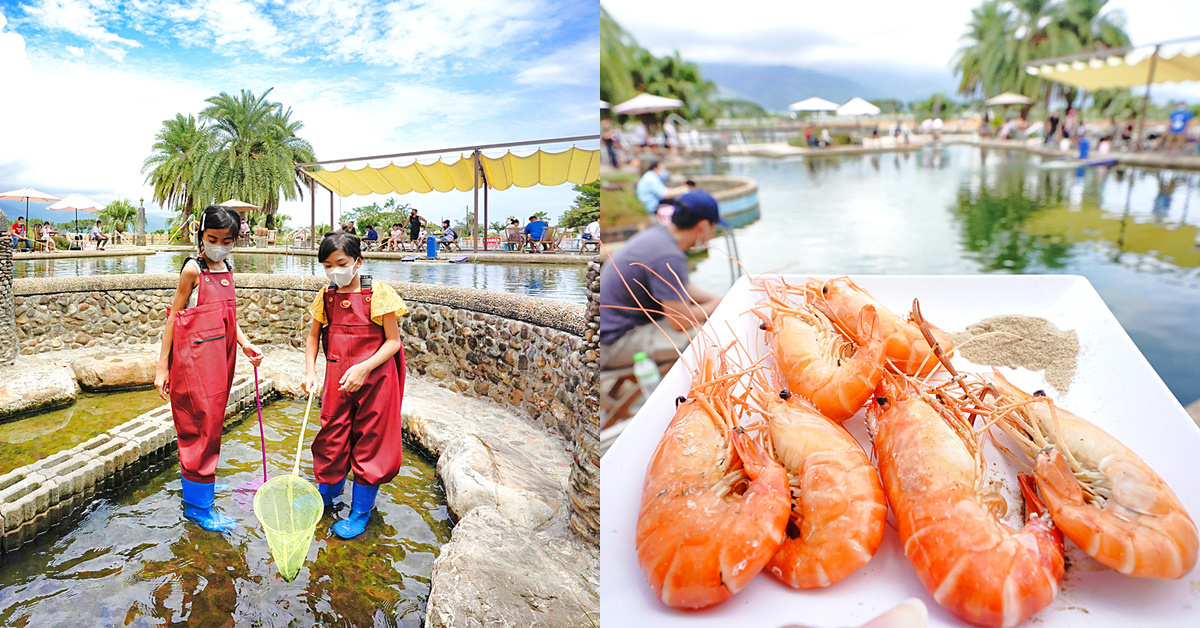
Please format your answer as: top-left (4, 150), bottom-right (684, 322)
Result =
top-left (436, 220), bottom-right (458, 248)
top-left (504, 219), bottom-right (524, 251)
top-left (636, 160), bottom-right (690, 226)
top-left (10, 216), bottom-right (32, 252)
top-left (1167, 103), bottom-right (1193, 153)
top-left (363, 224), bottom-right (379, 249)
top-left (386, 223), bottom-right (405, 251)
top-left (819, 128), bottom-right (832, 147)
top-left (582, 219), bottom-right (600, 241)
top-left (40, 223), bottom-right (57, 252)
top-left (523, 215), bottom-right (549, 252)
top-left (90, 220), bottom-right (109, 250)
top-left (599, 190), bottom-right (727, 370)
top-left (239, 218), bottom-right (251, 244)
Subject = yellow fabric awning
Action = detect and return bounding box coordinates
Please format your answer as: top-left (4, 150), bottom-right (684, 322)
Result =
top-left (307, 146), bottom-right (600, 198)
top-left (1026, 42), bottom-right (1200, 90)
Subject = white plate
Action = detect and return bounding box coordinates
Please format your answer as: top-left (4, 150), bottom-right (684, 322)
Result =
top-left (600, 274), bottom-right (1200, 628)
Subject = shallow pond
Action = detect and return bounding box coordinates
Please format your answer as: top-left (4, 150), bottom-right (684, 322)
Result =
top-left (14, 251), bottom-right (588, 305)
top-left (0, 388), bottom-right (167, 475)
top-left (691, 146), bottom-right (1200, 405)
top-left (0, 397), bottom-right (452, 627)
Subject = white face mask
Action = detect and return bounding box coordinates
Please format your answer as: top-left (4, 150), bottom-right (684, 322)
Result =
top-left (204, 243), bottom-right (233, 263)
top-left (325, 263), bottom-right (359, 288)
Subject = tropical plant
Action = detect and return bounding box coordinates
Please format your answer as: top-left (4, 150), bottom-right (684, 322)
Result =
top-left (100, 199), bottom-right (138, 233)
top-left (600, 7), bottom-right (639, 106)
top-left (560, 181), bottom-right (600, 228)
top-left (341, 198), bottom-right (413, 233)
top-left (142, 113), bottom-right (210, 228)
top-left (952, 0), bottom-right (1130, 114)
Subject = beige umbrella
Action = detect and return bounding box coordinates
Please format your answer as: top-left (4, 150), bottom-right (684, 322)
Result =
top-left (220, 198), bottom-right (260, 210)
top-left (47, 193), bottom-right (103, 235)
top-left (0, 187), bottom-right (60, 230)
top-left (612, 93), bottom-right (684, 116)
top-left (984, 92), bottom-right (1034, 107)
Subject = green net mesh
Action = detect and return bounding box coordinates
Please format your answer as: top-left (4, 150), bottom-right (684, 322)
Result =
top-left (253, 474), bottom-right (323, 581)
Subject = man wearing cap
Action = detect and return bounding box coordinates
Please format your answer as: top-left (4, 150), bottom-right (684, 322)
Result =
top-left (635, 160), bottom-right (690, 227)
top-left (599, 189), bottom-right (726, 370)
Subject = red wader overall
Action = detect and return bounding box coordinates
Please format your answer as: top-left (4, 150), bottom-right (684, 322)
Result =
top-left (315, 276), bottom-right (406, 486)
top-left (170, 259), bottom-right (237, 484)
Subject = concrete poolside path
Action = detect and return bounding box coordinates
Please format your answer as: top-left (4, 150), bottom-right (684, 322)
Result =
top-left (11, 244), bottom-right (592, 264)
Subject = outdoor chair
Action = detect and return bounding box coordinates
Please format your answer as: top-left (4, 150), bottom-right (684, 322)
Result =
top-left (580, 239), bottom-right (600, 254)
top-left (532, 227), bottom-right (559, 252)
top-left (438, 237), bottom-right (462, 252)
top-left (266, 230), bottom-right (277, 247)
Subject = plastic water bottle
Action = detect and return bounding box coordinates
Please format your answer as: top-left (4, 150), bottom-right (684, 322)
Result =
top-left (632, 352), bottom-right (661, 397)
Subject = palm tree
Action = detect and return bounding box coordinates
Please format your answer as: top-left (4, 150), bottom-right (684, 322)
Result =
top-left (142, 113), bottom-right (209, 226)
top-left (100, 199), bottom-right (138, 233)
top-left (600, 7), bottom-right (638, 106)
top-left (194, 88), bottom-right (315, 229)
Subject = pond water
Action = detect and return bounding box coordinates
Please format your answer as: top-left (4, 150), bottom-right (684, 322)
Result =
top-left (0, 397), bottom-right (452, 627)
top-left (0, 388), bottom-right (167, 474)
top-left (691, 146), bottom-right (1200, 405)
top-left (14, 252), bottom-right (588, 305)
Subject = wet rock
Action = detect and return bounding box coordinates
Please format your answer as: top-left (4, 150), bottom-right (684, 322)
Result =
top-left (425, 506), bottom-right (598, 628)
top-left (70, 354), bottom-right (157, 391)
top-left (438, 435), bottom-right (565, 528)
top-left (0, 364), bottom-right (78, 419)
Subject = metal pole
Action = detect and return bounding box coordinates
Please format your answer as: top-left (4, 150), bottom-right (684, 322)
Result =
top-left (297, 134), bottom-right (600, 167)
top-left (1136, 45), bottom-right (1160, 153)
top-left (330, 190), bottom-right (334, 235)
top-left (472, 149), bottom-right (480, 255)
top-left (309, 176), bottom-right (315, 250)
top-left (483, 180), bottom-right (489, 251)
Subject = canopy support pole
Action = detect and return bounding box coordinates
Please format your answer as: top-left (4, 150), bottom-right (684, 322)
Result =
top-left (472, 150), bottom-right (481, 255)
top-left (1136, 45), bottom-right (1161, 153)
top-left (309, 177), bottom-right (316, 250)
top-left (484, 184), bottom-right (489, 252)
top-left (330, 190), bottom-right (334, 235)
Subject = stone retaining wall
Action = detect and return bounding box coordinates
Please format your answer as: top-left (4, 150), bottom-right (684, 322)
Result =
top-left (568, 259), bottom-right (600, 543)
top-left (0, 210), bottom-right (14, 367)
top-left (0, 375), bottom-right (275, 552)
top-left (14, 274), bottom-right (590, 452)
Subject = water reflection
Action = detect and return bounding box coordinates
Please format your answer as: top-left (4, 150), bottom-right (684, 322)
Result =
top-left (692, 146), bottom-right (1200, 404)
top-left (14, 252), bottom-right (588, 305)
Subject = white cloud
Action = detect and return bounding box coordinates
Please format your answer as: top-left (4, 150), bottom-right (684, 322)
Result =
top-left (515, 37), bottom-right (600, 86)
top-left (25, 0), bottom-right (142, 59)
top-left (65, 44), bottom-right (83, 56)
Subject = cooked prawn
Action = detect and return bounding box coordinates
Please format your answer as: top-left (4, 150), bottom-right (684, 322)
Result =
top-left (746, 368), bottom-right (888, 589)
top-left (635, 345), bottom-right (791, 610)
top-left (869, 371), bottom-right (1064, 628)
top-left (988, 371), bottom-right (1199, 580)
top-left (753, 278), bottom-right (885, 422)
top-left (808, 277), bottom-right (954, 377)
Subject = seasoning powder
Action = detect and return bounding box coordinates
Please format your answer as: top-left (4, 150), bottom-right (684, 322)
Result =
top-left (951, 315), bottom-right (1079, 394)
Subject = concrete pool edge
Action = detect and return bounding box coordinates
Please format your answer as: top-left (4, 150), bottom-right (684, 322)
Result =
top-left (0, 374), bottom-right (276, 552)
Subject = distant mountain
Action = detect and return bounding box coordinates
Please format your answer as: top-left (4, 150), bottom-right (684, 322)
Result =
top-left (701, 62), bottom-right (959, 112)
top-left (0, 199), bottom-right (170, 231)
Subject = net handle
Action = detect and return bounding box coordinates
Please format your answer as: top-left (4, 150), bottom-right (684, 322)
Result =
top-left (293, 389), bottom-right (315, 476)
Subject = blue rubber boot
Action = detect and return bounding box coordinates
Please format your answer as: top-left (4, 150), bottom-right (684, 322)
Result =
top-left (181, 476), bottom-right (237, 533)
top-left (317, 477), bottom-right (347, 507)
top-left (332, 483), bottom-right (379, 539)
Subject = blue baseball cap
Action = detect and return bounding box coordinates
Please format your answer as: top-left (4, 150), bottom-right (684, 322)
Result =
top-left (676, 190), bottom-right (729, 228)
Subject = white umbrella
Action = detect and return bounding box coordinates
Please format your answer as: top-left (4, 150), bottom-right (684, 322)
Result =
top-left (47, 193), bottom-right (103, 235)
top-left (984, 92), bottom-right (1034, 107)
top-left (220, 198), bottom-right (259, 210)
top-left (0, 187), bottom-right (60, 233)
top-left (788, 96), bottom-right (840, 112)
top-left (600, 100), bottom-right (610, 109)
top-left (836, 97), bottom-right (882, 116)
top-left (612, 93), bottom-right (684, 116)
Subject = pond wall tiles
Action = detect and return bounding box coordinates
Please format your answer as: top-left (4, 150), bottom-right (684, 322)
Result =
top-left (0, 376), bottom-right (275, 552)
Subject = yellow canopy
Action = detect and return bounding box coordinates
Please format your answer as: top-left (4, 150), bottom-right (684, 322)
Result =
top-left (307, 146), bottom-right (600, 198)
top-left (1026, 39), bottom-right (1200, 90)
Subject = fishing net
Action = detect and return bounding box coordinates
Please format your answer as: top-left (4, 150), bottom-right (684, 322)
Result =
top-left (253, 390), bottom-right (322, 582)
top-left (254, 474), bottom-right (322, 581)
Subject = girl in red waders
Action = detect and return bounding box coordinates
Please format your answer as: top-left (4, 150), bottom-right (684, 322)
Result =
top-left (155, 205), bottom-right (264, 533)
top-left (304, 231), bottom-right (407, 539)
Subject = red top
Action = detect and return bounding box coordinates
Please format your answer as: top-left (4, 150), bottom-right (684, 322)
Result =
top-left (9, 222), bottom-right (24, 237)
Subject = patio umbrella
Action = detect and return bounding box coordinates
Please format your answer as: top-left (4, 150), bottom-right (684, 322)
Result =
top-left (600, 100), bottom-right (610, 109)
top-left (220, 198), bottom-right (259, 210)
top-left (983, 92), bottom-right (1034, 107)
top-left (788, 97), bottom-right (840, 112)
top-left (836, 97), bottom-right (882, 116)
top-left (0, 187), bottom-right (60, 230)
top-left (46, 193), bottom-right (103, 233)
top-left (612, 93), bottom-right (684, 116)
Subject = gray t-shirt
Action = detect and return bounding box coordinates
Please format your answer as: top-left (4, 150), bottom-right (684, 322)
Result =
top-left (599, 226), bottom-right (688, 345)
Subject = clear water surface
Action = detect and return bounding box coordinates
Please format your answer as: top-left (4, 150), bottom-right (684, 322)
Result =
top-left (690, 146), bottom-right (1200, 406)
top-left (0, 397), bottom-right (451, 627)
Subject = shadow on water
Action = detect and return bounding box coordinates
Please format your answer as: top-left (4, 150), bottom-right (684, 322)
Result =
top-left (0, 397), bottom-right (451, 627)
top-left (0, 388), bottom-right (167, 475)
top-left (691, 145), bottom-right (1200, 404)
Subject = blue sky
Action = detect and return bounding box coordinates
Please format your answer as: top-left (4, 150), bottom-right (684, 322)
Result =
top-left (0, 0), bottom-right (599, 230)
